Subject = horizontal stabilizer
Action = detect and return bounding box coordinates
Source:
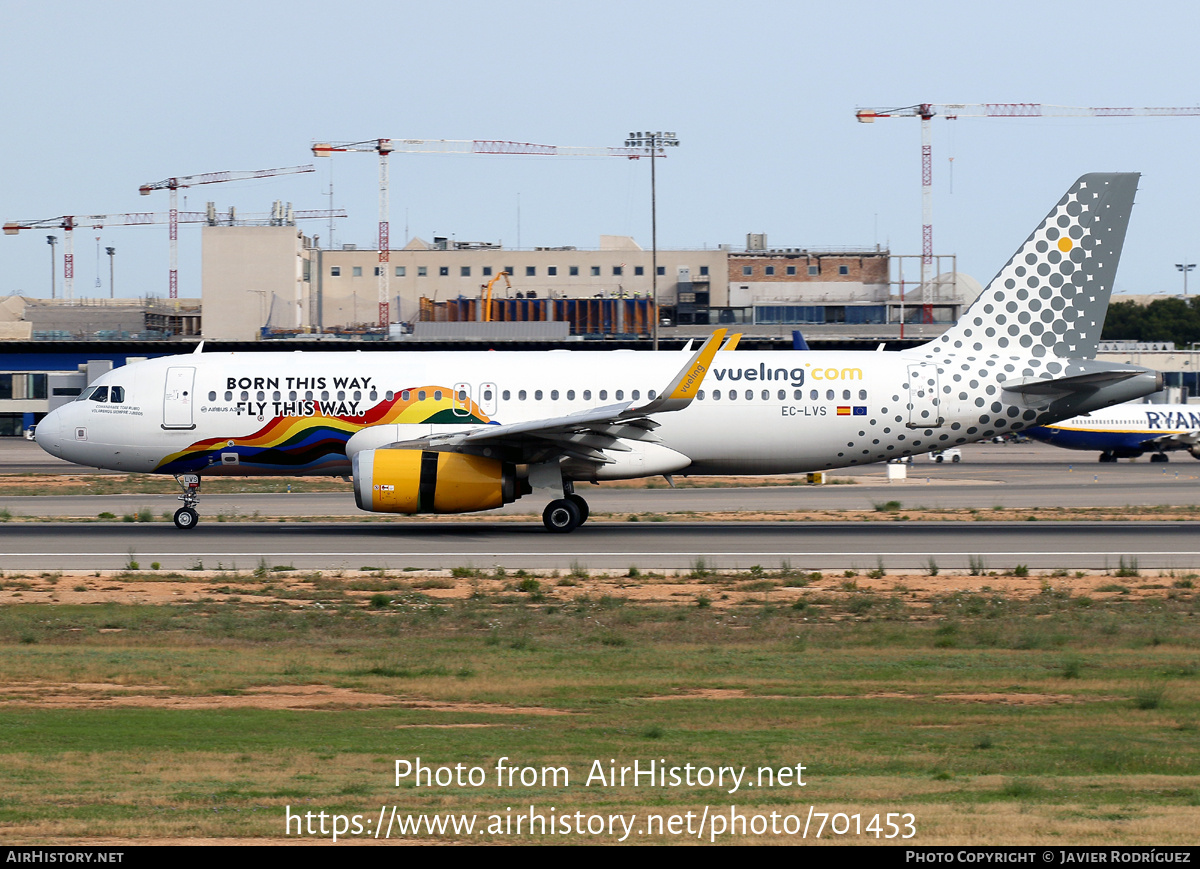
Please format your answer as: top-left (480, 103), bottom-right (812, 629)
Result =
top-left (1002, 369), bottom-right (1140, 395)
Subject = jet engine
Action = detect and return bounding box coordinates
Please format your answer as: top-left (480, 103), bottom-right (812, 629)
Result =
top-left (352, 449), bottom-right (519, 514)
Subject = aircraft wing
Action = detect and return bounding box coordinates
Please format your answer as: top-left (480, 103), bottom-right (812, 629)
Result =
top-left (1146, 429), bottom-right (1200, 450)
top-left (370, 328), bottom-right (727, 466)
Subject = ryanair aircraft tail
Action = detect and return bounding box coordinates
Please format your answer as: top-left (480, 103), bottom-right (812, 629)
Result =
top-left (935, 173), bottom-right (1139, 360)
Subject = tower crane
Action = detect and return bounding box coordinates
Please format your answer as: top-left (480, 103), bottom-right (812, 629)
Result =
top-left (312, 138), bottom-right (649, 327)
top-left (139, 164), bottom-right (316, 298)
top-left (5, 204), bottom-right (345, 301)
top-left (855, 103), bottom-right (1200, 322)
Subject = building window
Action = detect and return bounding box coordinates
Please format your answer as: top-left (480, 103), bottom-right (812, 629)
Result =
top-left (525, 266), bottom-right (536, 277)
top-left (548, 266), bottom-right (557, 276)
top-left (765, 266), bottom-right (775, 276)
top-left (352, 266), bottom-right (363, 277)
top-left (330, 266), bottom-right (341, 277)
top-left (699, 265), bottom-right (709, 276)
top-left (838, 265), bottom-right (849, 275)
top-left (634, 265), bottom-right (644, 276)
top-left (395, 266), bottom-right (406, 277)
top-left (591, 266), bottom-right (600, 276)
top-left (504, 266), bottom-right (514, 276)
top-left (418, 266), bottom-right (427, 277)
top-left (483, 266), bottom-right (493, 277)
top-left (374, 267), bottom-right (381, 276)
top-left (808, 265), bottom-right (819, 276)
top-left (657, 266), bottom-right (665, 276)
top-left (461, 266), bottom-right (471, 277)
top-left (439, 266), bottom-right (449, 277)
top-left (613, 266), bottom-right (623, 276)
top-left (786, 266), bottom-right (796, 276)
top-left (569, 266), bottom-right (579, 276)
top-left (742, 266), bottom-right (753, 276)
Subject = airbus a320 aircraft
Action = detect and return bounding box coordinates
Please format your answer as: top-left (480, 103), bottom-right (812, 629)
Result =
top-left (36, 173), bottom-right (1161, 532)
top-left (1027, 401), bottom-right (1200, 462)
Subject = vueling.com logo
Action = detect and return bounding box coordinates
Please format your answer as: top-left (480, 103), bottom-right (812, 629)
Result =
top-left (711, 364), bottom-right (863, 388)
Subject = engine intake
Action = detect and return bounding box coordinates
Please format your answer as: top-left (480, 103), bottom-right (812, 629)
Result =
top-left (352, 449), bottom-right (518, 514)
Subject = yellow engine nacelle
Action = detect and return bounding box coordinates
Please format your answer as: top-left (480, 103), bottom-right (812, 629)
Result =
top-left (352, 449), bottom-right (518, 514)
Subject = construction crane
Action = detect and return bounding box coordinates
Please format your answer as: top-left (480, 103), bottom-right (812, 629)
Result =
top-left (855, 103), bottom-right (1200, 323)
top-left (313, 138), bottom-right (649, 327)
top-left (481, 270), bottom-right (512, 322)
top-left (5, 203), bottom-right (345, 301)
top-left (139, 164), bottom-right (316, 298)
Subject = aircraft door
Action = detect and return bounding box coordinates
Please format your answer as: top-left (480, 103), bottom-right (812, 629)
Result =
top-left (452, 382), bottom-right (472, 417)
top-left (163, 367), bottom-right (197, 430)
top-left (906, 363), bottom-right (942, 428)
top-left (479, 382), bottom-right (497, 417)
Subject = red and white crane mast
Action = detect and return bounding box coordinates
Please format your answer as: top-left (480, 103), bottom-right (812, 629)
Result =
top-left (139, 164), bottom-right (316, 298)
top-left (313, 137), bottom-right (645, 328)
top-left (856, 102), bottom-right (1200, 321)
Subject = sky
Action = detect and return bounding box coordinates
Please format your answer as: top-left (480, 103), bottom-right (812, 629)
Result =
top-left (2, 0), bottom-right (1199, 300)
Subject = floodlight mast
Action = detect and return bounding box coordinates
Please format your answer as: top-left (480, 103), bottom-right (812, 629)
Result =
top-left (624, 131), bottom-right (679, 351)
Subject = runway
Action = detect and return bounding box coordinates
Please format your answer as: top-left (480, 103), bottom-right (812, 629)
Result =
top-left (2, 438), bottom-right (1198, 571)
top-left (0, 521), bottom-right (1195, 572)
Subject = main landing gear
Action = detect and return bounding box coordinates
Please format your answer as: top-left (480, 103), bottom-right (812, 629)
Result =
top-left (1150, 452), bottom-right (1170, 463)
top-left (173, 473), bottom-right (201, 530)
top-left (542, 492), bottom-right (590, 533)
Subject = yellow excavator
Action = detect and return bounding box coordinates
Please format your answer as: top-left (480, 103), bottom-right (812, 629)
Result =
top-left (481, 271), bottom-right (512, 322)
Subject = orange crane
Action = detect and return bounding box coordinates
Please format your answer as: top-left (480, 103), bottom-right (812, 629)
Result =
top-left (856, 102), bottom-right (1200, 323)
top-left (312, 137), bottom-right (650, 328)
top-left (5, 204), bottom-right (345, 300)
top-left (139, 164), bottom-right (316, 298)
top-left (481, 270), bottom-right (512, 322)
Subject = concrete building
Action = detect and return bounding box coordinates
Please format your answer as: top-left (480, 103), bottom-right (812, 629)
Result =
top-left (200, 226), bottom-right (978, 338)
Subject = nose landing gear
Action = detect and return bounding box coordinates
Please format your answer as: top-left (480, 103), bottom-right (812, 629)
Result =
top-left (173, 474), bottom-right (201, 530)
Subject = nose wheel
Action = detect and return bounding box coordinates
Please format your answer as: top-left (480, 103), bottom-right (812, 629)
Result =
top-left (172, 473), bottom-right (202, 530)
top-left (173, 507), bottom-right (199, 530)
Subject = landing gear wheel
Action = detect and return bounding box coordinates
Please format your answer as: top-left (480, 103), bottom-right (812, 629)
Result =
top-left (1099, 453), bottom-right (1116, 463)
top-left (1151, 452), bottom-right (1169, 463)
top-left (566, 493), bottom-right (590, 525)
top-left (542, 498), bottom-right (582, 533)
top-left (173, 507), bottom-right (199, 530)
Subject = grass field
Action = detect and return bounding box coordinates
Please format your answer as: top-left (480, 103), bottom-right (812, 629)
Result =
top-left (0, 566), bottom-right (1197, 844)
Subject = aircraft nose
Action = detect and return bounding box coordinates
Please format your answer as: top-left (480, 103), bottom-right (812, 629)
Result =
top-left (36, 407), bottom-right (66, 458)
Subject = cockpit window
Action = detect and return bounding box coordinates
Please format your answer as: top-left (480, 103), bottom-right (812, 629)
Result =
top-left (89, 386), bottom-right (109, 403)
top-left (110, 386), bottom-right (125, 404)
top-left (76, 386), bottom-right (98, 401)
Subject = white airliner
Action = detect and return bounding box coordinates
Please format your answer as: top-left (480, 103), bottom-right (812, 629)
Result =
top-left (36, 173), bottom-right (1161, 532)
top-left (1026, 401), bottom-right (1200, 462)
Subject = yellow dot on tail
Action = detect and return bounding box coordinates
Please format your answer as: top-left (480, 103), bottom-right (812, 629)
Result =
top-left (1057, 237), bottom-right (1073, 252)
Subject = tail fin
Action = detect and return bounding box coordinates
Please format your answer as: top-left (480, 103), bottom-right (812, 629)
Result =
top-left (934, 173), bottom-right (1139, 360)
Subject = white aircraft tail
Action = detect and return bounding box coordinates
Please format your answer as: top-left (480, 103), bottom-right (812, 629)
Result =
top-left (933, 173), bottom-right (1139, 360)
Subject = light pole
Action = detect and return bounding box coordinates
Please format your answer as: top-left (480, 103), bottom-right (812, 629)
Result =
top-left (106, 247), bottom-right (116, 298)
top-left (625, 131), bottom-right (679, 350)
top-left (1176, 262), bottom-right (1196, 296)
top-left (46, 235), bottom-right (57, 300)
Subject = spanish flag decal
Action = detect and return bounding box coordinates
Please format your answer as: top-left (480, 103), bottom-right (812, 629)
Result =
top-left (837, 406), bottom-right (851, 415)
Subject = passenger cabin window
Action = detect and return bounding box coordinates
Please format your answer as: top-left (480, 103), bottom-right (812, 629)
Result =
top-left (225, 391), bottom-right (233, 401)
top-left (209, 391), bottom-right (217, 401)
top-left (648, 390), bottom-right (657, 399)
top-left (615, 389), bottom-right (624, 400)
top-left (550, 389), bottom-right (559, 400)
top-left (401, 390), bottom-right (410, 401)
top-left (418, 390), bottom-right (427, 401)
top-left (698, 390), bottom-right (705, 400)
top-left (433, 390), bottom-right (442, 401)
top-left (583, 390), bottom-right (591, 400)
top-left (483, 389), bottom-right (493, 401)
top-left (502, 390), bottom-right (511, 400)
top-left (519, 390), bottom-right (527, 401)
top-left (535, 390), bottom-right (543, 400)
top-left (566, 389), bottom-right (575, 400)
top-left (632, 390), bottom-right (640, 400)
top-left (599, 390), bottom-right (607, 400)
